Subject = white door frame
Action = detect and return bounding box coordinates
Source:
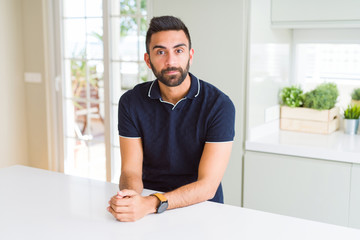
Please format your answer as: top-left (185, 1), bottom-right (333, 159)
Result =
top-left (42, 0), bottom-right (64, 173)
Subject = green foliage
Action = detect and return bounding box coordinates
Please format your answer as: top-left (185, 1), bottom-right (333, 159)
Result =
top-left (303, 83), bottom-right (339, 110)
top-left (351, 88), bottom-right (360, 101)
top-left (119, 0), bottom-right (147, 37)
top-left (279, 86), bottom-right (304, 107)
top-left (91, 31), bottom-right (103, 42)
top-left (344, 104), bottom-right (360, 119)
top-left (70, 48), bottom-right (101, 109)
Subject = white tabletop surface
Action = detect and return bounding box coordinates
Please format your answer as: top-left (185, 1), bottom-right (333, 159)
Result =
top-left (246, 129), bottom-right (360, 164)
top-left (1, 165), bottom-right (360, 240)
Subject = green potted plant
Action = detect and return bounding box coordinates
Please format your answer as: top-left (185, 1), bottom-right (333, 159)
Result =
top-left (351, 88), bottom-right (360, 106)
top-left (279, 83), bottom-right (340, 134)
top-left (302, 83), bottom-right (338, 110)
top-left (343, 104), bottom-right (360, 135)
top-left (279, 85), bottom-right (304, 108)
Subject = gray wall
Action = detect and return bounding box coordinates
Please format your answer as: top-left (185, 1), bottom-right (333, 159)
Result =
top-left (152, 0), bottom-right (247, 206)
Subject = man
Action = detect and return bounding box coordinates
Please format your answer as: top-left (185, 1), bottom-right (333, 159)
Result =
top-left (107, 16), bottom-right (235, 222)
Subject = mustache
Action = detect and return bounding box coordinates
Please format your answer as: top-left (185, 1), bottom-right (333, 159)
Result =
top-left (161, 67), bottom-right (182, 74)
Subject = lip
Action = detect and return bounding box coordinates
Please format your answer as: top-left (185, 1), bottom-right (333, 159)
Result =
top-left (164, 70), bottom-right (179, 75)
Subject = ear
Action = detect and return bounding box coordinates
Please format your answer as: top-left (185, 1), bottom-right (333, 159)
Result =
top-left (144, 53), bottom-right (152, 69)
top-left (189, 48), bottom-right (194, 65)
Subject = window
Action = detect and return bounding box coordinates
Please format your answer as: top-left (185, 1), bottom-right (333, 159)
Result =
top-left (293, 29), bottom-right (360, 108)
top-left (59, 0), bottom-right (150, 182)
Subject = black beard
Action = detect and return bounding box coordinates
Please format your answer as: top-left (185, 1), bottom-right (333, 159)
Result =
top-left (150, 60), bottom-right (190, 87)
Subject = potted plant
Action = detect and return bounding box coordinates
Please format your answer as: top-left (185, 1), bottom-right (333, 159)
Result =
top-left (279, 85), bottom-right (304, 108)
top-left (343, 104), bottom-right (360, 135)
top-left (279, 83), bottom-right (340, 134)
top-left (351, 88), bottom-right (360, 106)
top-left (302, 83), bottom-right (338, 110)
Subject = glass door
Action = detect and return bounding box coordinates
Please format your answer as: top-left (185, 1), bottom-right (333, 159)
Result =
top-left (62, 0), bottom-right (106, 181)
top-left (58, 0), bottom-right (149, 182)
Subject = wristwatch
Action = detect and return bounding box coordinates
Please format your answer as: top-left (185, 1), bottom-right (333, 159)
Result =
top-left (151, 193), bottom-right (168, 213)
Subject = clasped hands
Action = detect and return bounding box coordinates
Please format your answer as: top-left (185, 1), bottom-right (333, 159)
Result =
top-left (107, 189), bottom-right (157, 222)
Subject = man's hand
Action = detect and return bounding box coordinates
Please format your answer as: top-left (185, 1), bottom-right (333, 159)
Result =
top-left (107, 189), bottom-right (158, 222)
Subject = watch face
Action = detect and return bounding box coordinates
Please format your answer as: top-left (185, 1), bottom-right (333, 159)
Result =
top-left (157, 201), bottom-right (168, 213)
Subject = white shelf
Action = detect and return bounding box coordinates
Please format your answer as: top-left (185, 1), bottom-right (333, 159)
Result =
top-left (246, 128), bottom-right (360, 164)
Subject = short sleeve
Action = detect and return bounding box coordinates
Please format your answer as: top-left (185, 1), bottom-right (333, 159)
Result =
top-left (205, 96), bottom-right (235, 142)
top-left (118, 92), bottom-right (141, 138)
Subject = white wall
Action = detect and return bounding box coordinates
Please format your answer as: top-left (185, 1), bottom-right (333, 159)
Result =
top-left (0, 0), bottom-right (49, 170)
top-left (152, 0), bottom-right (247, 206)
top-left (22, 0), bottom-right (49, 170)
top-left (247, 0), bottom-right (292, 134)
top-left (0, 0), bottom-right (29, 168)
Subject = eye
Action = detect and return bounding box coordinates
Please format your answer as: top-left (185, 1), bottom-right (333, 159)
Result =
top-left (157, 50), bottom-right (165, 55)
top-left (176, 49), bottom-right (184, 54)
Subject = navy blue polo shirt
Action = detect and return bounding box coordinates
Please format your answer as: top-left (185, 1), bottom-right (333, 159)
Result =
top-left (118, 72), bottom-right (235, 203)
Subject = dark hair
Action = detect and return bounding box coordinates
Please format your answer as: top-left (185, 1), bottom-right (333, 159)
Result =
top-left (145, 16), bottom-right (192, 54)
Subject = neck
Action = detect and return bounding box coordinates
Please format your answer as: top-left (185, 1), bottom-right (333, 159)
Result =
top-left (158, 74), bottom-right (191, 104)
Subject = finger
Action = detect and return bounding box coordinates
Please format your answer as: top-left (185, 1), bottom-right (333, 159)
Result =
top-left (109, 200), bottom-right (130, 211)
top-left (107, 206), bottom-right (135, 222)
top-left (116, 191), bottom-right (125, 198)
top-left (110, 191), bottom-right (129, 200)
top-left (110, 195), bottom-right (127, 205)
top-left (109, 204), bottom-right (132, 214)
top-left (109, 194), bottom-right (122, 204)
top-left (108, 206), bottom-right (124, 220)
top-left (116, 191), bottom-right (127, 199)
top-left (110, 196), bottom-right (134, 206)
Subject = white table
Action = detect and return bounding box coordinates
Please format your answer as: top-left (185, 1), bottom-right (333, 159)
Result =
top-left (1, 165), bottom-right (360, 240)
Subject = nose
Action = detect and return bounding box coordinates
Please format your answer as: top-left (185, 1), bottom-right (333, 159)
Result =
top-left (165, 51), bottom-right (176, 67)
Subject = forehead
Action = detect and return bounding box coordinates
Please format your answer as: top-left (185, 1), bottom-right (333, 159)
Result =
top-left (149, 30), bottom-right (189, 48)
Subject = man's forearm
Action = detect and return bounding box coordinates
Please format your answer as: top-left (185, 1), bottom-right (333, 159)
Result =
top-left (163, 179), bottom-right (217, 210)
top-left (119, 172), bottom-right (143, 194)
top-left (161, 142), bottom-right (233, 210)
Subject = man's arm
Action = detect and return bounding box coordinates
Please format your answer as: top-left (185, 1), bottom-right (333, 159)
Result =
top-left (118, 136), bottom-right (144, 194)
top-left (164, 141), bottom-right (233, 209)
top-left (108, 141), bottom-right (233, 221)
top-left (108, 136), bottom-right (158, 221)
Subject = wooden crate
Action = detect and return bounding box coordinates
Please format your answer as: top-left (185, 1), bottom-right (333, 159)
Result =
top-left (280, 106), bottom-right (340, 134)
top-left (351, 99), bottom-right (360, 106)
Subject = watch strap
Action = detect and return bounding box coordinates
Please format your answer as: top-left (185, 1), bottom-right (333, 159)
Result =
top-left (151, 193), bottom-right (168, 213)
top-left (151, 193), bottom-right (167, 202)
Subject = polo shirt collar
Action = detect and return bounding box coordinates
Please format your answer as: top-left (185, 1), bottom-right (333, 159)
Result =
top-left (147, 72), bottom-right (200, 100)
top-left (186, 72), bottom-right (201, 99)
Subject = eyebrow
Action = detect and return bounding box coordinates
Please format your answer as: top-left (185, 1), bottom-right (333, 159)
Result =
top-left (174, 43), bottom-right (187, 48)
top-left (152, 43), bottom-right (188, 50)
